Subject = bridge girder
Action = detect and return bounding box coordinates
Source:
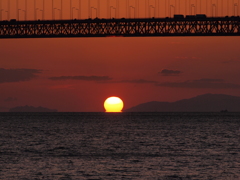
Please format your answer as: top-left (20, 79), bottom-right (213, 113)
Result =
top-left (0, 17), bottom-right (240, 38)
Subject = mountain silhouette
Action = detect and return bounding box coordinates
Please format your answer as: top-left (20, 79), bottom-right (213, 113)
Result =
top-left (9, 105), bottom-right (58, 112)
top-left (125, 94), bottom-right (240, 112)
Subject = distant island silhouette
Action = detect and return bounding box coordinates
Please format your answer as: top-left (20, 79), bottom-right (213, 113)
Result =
top-left (125, 94), bottom-right (240, 112)
top-left (9, 105), bottom-right (58, 112)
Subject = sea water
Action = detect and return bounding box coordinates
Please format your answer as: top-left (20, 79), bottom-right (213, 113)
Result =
top-left (0, 112), bottom-right (239, 180)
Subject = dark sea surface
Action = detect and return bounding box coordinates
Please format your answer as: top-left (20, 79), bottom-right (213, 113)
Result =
top-left (0, 112), bottom-right (239, 180)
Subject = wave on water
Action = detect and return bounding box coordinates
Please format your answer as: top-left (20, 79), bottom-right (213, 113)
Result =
top-left (0, 112), bottom-right (239, 180)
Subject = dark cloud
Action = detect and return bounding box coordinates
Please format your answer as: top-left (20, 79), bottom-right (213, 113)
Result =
top-left (48, 76), bottom-right (156, 84)
top-left (115, 79), bottom-right (158, 84)
top-left (156, 78), bottom-right (240, 89)
top-left (0, 68), bottom-right (42, 83)
top-left (159, 69), bottom-right (182, 76)
top-left (4, 97), bottom-right (18, 102)
top-left (49, 75), bottom-right (112, 81)
top-left (221, 59), bottom-right (239, 64)
top-left (99, 79), bottom-right (158, 84)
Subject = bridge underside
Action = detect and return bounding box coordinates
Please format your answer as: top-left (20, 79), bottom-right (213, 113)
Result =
top-left (0, 17), bottom-right (240, 38)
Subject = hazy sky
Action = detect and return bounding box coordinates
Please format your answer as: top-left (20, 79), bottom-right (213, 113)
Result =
top-left (1, 0), bottom-right (240, 112)
top-left (0, 0), bottom-right (239, 21)
top-left (1, 36), bottom-right (240, 112)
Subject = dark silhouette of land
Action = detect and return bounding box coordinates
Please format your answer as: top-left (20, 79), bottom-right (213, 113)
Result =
top-left (9, 105), bottom-right (58, 112)
top-left (125, 94), bottom-right (240, 112)
top-left (0, 106), bottom-right (9, 112)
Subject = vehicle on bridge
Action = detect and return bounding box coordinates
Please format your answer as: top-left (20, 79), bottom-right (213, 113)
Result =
top-left (173, 14), bottom-right (184, 19)
top-left (173, 14), bottom-right (207, 19)
top-left (196, 14), bottom-right (207, 18)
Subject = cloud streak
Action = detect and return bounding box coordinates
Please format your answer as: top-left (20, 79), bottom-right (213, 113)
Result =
top-left (159, 69), bottom-right (182, 76)
top-left (156, 78), bottom-right (240, 89)
top-left (49, 76), bottom-right (157, 84)
top-left (113, 79), bottom-right (158, 84)
top-left (49, 75), bottom-right (112, 81)
top-left (0, 68), bottom-right (42, 83)
top-left (99, 79), bottom-right (158, 84)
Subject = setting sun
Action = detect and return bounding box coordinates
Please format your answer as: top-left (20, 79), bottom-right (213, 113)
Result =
top-left (104, 96), bottom-right (124, 112)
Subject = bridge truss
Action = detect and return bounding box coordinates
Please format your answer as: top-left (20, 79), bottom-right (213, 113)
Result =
top-left (0, 17), bottom-right (240, 38)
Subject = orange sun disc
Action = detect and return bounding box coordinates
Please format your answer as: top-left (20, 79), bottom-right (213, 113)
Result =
top-left (104, 96), bottom-right (124, 112)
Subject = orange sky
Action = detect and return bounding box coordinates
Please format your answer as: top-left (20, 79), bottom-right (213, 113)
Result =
top-left (1, 36), bottom-right (240, 112)
top-left (1, 0), bottom-right (240, 112)
top-left (1, 0), bottom-right (240, 20)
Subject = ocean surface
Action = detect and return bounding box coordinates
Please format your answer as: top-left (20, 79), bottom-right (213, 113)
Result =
top-left (0, 112), bottom-right (239, 180)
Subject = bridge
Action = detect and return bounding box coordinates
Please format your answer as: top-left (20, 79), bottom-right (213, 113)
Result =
top-left (1, 16), bottom-right (240, 38)
top-left (0, 0), bottom-right (240, 38)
